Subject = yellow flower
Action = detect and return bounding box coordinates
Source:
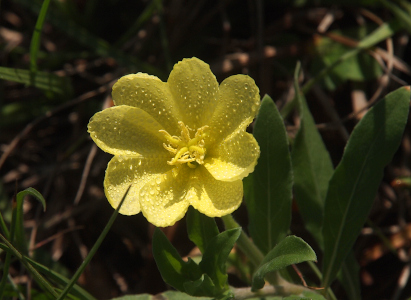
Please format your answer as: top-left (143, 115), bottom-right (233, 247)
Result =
top-left (88, 57), bottom-right (260, 227)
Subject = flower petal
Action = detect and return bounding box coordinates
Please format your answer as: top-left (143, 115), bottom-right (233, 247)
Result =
top-left (139, 166), bottom-right (191, 227)
top-left (167, 57), bottom-right (219, 129)
top-left (112, 73), bottom-right (182, 135)
top-left (104, 156), bottom-right (173, 215)
top-left (204, 130), bottom-right (259, 181)
top-left (88, 105), bottom-right (166, 157)
top-left (208, 74), bottom-right (260, 145)
top-left (190, 167), bottom-right (243, 217)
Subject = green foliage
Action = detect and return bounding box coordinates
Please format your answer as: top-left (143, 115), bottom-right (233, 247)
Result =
top-left (153, 227), bottom-right (240, 299)
top-left (252, 236), bottom-right (317, 291)
top-left (322, 87), bottom-right (410, 289)
top-left (186, 206), bottom-right (219, 254)
top-left (247, 95), bottom-right (293, 254)
top-left (2, 0), bottom-right (411, 299)
top-left (291, 70), bottom-right (334, 247)
top-left (0, 66), bottom-right (72, 95)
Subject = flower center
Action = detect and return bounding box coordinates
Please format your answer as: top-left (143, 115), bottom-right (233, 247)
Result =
top-left (159, 121), bottom-right (208, 169)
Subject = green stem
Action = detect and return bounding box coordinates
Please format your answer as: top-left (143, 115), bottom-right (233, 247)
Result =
top-left (221, 214), bottom-right (264, 269)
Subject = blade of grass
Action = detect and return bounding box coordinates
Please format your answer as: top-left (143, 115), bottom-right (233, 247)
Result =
top-left (0, 242), bottom-right (94, 300)
top-left (0, 66), bottom-right (72, 94)
top-left (114, 0), bottom-right (162, 47)
top-left (0, 210), bottom-right (9, 238)
top-left (29, 0), bottom-right (51, 75)
top-left (56, 185), bottom-right (132, 300)
top-left (380, 0), bottom-right (411, 35)
top-left (14, 0), bottom-right (165, 78)
top-left (0, 234), bottom-right (59, 298)
top-left (13, 188), bottom-right (46, 255)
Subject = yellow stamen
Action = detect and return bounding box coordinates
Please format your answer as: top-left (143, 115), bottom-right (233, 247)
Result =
top-left (159, 122), bottom-right (209, 168)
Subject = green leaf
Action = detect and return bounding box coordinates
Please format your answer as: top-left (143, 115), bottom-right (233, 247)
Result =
top-left (291, 74), bottom-right (334, 247)
top-left (152, 228), bottom-right (202, 292)
top-left (310, 26), bottom-right (383, 90)
top-left (111, 291), bottom-right (213, 300)
top-left (247, 95), bottom-right (293, 254)
top-left (56, 185), bottom-right (131, 300)
top-left (284, 291), bottom-right (326, 300)
top-left (30, 0), bottom-right (51, 74)
top-left (183, 274), bottom-right (221, 297)
top-left (322, 86), bottom-right (411, 289)
top-left (0, 67), bottom-right (72, 95)
top-left (380, 0), bottom-right (411, 35)
top-left (302, 19), bottom-right (401, 94)
top-left (0, 242), bottom-right (95, 300)
top-left (252, 236), bottom-right (317, 291)
top-left (186, 206), bottom-right (219, 254)
top-left (339, 252), bottom-right (361, 300)
top-left (199, 228), bottom-right (241, 292)
top-left (12, 188), bottom-right (46, 254)
top-left (112, 295), bottom-right (152, 300)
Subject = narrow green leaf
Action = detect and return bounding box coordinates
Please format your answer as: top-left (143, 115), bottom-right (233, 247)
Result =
top-left (0, 235), bottom-right (59, 298)
top-left (0, 243), bottom-right (95, 300)
top-left (56, 185), bottom-right (132, 300)
top-left (152, 228), bottom-right (201, 292)
top-left (380, 0), bottom-right (411, 35)
top-left (252, 236), bottom-right (317, 291)
top-left (247, 95), bottom-right (293, 254)
top-left (13, 0), bottom-right (165, 78)
top-left (186, 207), bottom-right (219, 254)
top-left (30, 0), bottom-right (51, 74)
top-left (322, 86), bottom-right (410, 289)
top-left (199, 228), bottom-right (241, 292)
top-left (292, 74), bottom-right (334, 247)
top-left (11, 188), bottom-right (46, 255)
top-left (302, 19), bottom-right (401, 94)
top-left (0, 67), bottom-right (72, 95)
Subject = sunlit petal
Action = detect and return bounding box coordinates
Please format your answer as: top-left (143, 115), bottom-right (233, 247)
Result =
top-left (208, 74), bottom-right (260, 145)
top-left (88, 105), bottom-right (166, 157)
top-left (168, 57), bottom-right (219, 129)
top-left (190, 167), bottom-right (243, 217)
top-left (104, 156), bottom-right (173, 215)
top-left (204, 130), bottom-right (260, 181)
top-left (112, 73), bottom-right (182, 135)
top-left (139, 166), bottom-right (191, 227)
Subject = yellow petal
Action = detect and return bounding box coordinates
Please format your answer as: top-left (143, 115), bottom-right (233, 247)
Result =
top-left (167, 57), bottom-right (219, 129)
top-left (204, 130), bottom-right (260, 181)
top-left (112, 73), bottom-right (182, 135)
top-left (139, 166), bottom-right (191, 227)
top-left (189, 167), bottom-right (243, 217)
top-left (104, 156), bottom-right (173, 215)
top-left (88, 105), bottom-right (166, 157)
top-left (208, 74), bottom-right (260, 145)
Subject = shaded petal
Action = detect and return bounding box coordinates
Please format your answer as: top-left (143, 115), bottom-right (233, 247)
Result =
top-left (88, 105), bottom-right (166, 157)
top-left (204, 130), bottom-right (259, 181)
top-left (104, 156), bottom-right (173, 215)
top-left (139, 166), bottom-right (191, 227)
top-left (168, 58), bottom-right (219, 129)
top-left (208, 74), bottom-right (260, 145)
top-left (112, 73), bottom-right (182, 135)
top-left (190, 167), bottom-right (243, 217)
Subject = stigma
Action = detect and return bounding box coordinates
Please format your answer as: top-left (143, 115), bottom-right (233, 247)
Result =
top-left (159, 121), bottom-right (209, 168)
